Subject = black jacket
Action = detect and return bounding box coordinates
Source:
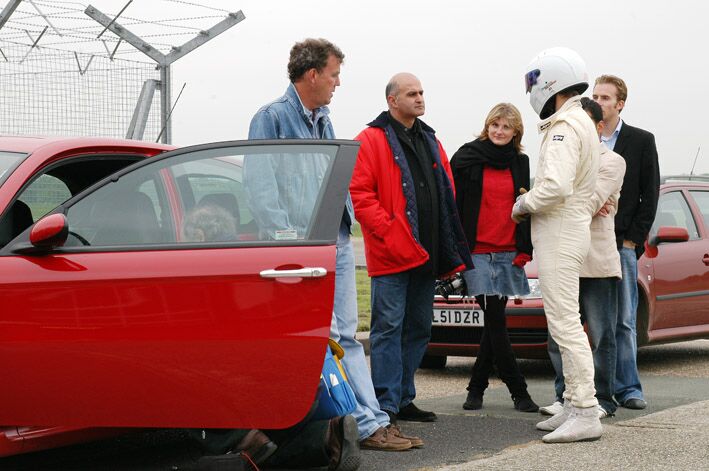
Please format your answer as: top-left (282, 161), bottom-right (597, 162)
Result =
top-left (612, 122), bottom-right (660, 255)
top-left (450, 148), bottom-right (532, 257)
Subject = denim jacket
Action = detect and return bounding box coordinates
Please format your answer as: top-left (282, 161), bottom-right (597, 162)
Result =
top-left (246, 83), bottom-right (354, 239)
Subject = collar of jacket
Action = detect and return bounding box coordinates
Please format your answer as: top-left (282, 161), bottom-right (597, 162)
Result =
top-left (284, 82), bottom-right (331, 125)
top-left (367, 111), bottom-right (436, 134)
top-left (536, 94), bottom-right (584, 134)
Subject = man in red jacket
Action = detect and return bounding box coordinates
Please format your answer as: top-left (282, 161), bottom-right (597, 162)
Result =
top-left (350, 72), bottom-right (472, 423)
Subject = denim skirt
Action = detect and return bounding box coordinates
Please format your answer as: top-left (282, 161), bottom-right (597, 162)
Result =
top-left (462, 251), bottom-right (530, 297)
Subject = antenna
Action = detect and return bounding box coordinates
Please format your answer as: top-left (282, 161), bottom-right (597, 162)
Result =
top-left (689, 146), bottom-right (701, 176)
top-left (156, 82), bottom-right (186, 143)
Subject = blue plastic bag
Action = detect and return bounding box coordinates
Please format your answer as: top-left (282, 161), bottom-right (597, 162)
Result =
top-left (311, 339), bottom-right (357, 420)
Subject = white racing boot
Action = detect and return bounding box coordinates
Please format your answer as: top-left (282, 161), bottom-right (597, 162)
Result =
top-left (536, 400), bottom-right (571, 431)
top-left (542, 405), bottom-right (602, 443)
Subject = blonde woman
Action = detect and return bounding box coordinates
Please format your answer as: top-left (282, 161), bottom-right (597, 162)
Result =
top-left (450, 103), bottom-right (537, 413)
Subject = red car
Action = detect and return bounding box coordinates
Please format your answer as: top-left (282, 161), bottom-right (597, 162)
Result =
top-left (424, 177), bottom-right (709, 368)
top-left (0, 136), bottom-right (358, 456)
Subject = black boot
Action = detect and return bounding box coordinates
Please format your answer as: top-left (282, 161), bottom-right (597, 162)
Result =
top-left (463, 390), bottom-right (483, 410)
top-left (513, 394), bottom-right (539, 412)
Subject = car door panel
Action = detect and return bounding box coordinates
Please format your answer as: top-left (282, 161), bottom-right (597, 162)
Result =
top-left (0, 140), bottom-right (358, 429)
top-left (650, 190), bottom-right (709, 331)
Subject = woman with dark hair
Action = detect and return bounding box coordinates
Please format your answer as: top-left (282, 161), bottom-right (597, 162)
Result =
top-left (450, 103), bottom-right (538, 412)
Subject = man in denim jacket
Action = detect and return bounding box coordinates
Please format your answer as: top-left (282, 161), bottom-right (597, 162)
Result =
top-left (246, 38), bottom-right (414, 452)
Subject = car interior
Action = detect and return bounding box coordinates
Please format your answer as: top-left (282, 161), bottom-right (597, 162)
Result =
top-left (0, 155), bottom-right (144, 249)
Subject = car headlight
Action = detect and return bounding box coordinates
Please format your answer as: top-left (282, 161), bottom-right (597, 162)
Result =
top-left (523, 278), bottom-right (542, 299)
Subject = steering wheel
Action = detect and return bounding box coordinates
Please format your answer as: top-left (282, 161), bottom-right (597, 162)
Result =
top-left (66, 230), bottom-right (90, 246)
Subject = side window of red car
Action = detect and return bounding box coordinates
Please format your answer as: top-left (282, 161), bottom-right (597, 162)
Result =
top-left (18, 174), bottom-right (72, 221)
top-left (65, 170), bottom-right (171, 246)
top-left (688, 191), bottom-right (709, 235)
top-left (651, 191), bottom-right (700, 240)
top-left (0, 175), bottom-right (72, 248)
top-left (173, 148), bottom-right (334, 243)
top-left (64, 144), bottom-right (338, 247)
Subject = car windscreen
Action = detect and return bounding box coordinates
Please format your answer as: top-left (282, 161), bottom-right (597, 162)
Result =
top-left (0, 151), bottom-right (28, 187)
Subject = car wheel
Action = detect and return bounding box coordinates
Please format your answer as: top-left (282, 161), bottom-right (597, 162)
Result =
top-left (419, 354), bottom-right (447, 369)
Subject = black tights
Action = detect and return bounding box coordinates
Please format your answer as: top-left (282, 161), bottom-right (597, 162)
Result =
top-left (467, 295), bottom-right (529, 399)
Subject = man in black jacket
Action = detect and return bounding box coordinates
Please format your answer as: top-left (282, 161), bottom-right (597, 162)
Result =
top-left (592, 75), bottom-right (660, 410)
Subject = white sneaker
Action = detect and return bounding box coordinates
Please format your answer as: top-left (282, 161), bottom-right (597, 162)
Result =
top-left (542, 406), bottom-right (603, 443)
top-left (536, 401), bottom-right (571, 431)
top-left (539, 401), bottom-right (563, 416)
top-left (597, 405), bottom-right (609, 419)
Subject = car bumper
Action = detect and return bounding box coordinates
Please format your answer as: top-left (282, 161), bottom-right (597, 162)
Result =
top-left (427, 296), bottom-right (549, 359)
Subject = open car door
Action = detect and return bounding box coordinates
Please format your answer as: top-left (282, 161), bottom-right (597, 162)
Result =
top-left (0, 139), bottom-right (358, 430)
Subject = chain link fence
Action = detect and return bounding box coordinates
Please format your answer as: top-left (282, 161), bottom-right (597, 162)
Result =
top-left (0, 38), bottom-right (162, 140)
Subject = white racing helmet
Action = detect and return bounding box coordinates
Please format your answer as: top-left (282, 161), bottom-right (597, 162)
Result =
top-left (525, 47), bottom-right (588, 119)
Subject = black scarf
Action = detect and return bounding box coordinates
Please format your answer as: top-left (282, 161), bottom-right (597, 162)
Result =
top-left (450, 138), bottom-right (530, 254)
top-left (450, 138), bottom-right (516, 171)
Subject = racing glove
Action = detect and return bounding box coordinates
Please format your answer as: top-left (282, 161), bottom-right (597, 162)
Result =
top-left (511, 193), bottom-right (529, 223)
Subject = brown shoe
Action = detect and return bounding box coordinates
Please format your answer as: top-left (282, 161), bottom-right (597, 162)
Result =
top-left (326, 415), bottom-right (361, 471)
top-left (359, 427), bottom-right (412, 451)
top-left (387, 424), bottom-right (424, 448)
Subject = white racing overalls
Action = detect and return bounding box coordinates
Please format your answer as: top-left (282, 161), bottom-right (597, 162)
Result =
top-left (524, 95), bottom-right (600, 408)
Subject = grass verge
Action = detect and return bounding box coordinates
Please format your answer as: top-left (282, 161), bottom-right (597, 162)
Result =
top-left (355, 267), bottom-right (370, 332)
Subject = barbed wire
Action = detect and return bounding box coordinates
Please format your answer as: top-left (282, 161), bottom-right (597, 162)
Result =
top-left (0, 1), bottom-right (238, 57)
top-left (163, 0), bottom-right (230, 14)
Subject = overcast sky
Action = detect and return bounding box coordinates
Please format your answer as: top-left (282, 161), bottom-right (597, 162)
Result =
top-left (86, 1), bottom-right (709, 175)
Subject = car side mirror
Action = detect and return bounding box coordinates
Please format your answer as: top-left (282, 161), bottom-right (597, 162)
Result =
top-left (12, 214), bottom-right (69, 255)
top-left (30, 213), bottom-right (69, 249)
top-left (649, 226), bottom-right (689, 246)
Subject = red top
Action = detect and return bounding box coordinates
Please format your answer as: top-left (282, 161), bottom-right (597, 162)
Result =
top-left (474, 167), bottom-right (516, 254)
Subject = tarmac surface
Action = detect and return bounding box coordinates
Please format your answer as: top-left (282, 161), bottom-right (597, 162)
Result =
top-left (357, 340), bottom-right (709, 471)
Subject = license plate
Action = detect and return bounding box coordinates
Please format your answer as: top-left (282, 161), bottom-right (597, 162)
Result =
top-left (432, 308), bottom-right (484, 327)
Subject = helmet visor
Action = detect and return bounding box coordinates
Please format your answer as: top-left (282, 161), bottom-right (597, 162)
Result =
top-left (525, 69), bottom-right (541, 94)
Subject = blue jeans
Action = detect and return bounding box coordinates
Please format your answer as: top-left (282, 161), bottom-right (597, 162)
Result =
top-left (615, 246), bottom-right (644, 402)
top-left (548, 277), bottom-right (618, 413)
top-left (369, 269), bottom-right (435, 413)
top-left (330, 222), bottom-right (389, 440)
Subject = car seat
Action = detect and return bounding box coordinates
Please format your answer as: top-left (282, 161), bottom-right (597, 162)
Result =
top-left (0, 200), bottom-right (34, 247)
top-left (91, 192), bottom-right (161, 245)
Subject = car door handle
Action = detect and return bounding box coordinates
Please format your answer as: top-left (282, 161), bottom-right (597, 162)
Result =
top-left (703, 254), bottom-right (709, 266)
top-left (260, 267), bottom-right (328, 278)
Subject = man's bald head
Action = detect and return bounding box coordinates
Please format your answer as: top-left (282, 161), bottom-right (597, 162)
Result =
top-left (385, 72), bottom-right (420, 99)
top-left (385, 72), bottom-right (425, 127)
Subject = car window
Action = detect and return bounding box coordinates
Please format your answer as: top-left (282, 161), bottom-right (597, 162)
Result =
top-left (65, 144), bottom-right (338, 247)
top-left (688, 190), bottom-right (709, 234)
top-left (0, 151), bottom-right (27, 187)
top-left (650, 191), bottom-right (700, 240)
top-left (0, 156), bottom-right (146, 249)
top-left (19, 174), bottom-right (72, 220)
top-left (0, 174), bottom-right (73, 248)
top-left (66, 171), bottom-right (171, 246)
top-left (138, 177), bottom-right (173, 237)
top-left (173, 158), bottom-right (254, 236)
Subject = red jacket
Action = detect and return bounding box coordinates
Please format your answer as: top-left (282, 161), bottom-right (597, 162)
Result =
top-left (351, 113), bottom-right (472, 277)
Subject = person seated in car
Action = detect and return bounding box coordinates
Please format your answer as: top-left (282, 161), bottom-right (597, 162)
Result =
top-left (182, 204), bottom-right (236, 242)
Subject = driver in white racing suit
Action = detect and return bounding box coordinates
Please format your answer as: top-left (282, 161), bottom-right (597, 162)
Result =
top-left (512, 47), bottom-right (602, 443)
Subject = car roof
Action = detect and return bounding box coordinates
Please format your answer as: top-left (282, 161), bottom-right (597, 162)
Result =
top-left (0, 135), bottom-right (173, 154)
top-left (660, 175), bottom-right (709, 192)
